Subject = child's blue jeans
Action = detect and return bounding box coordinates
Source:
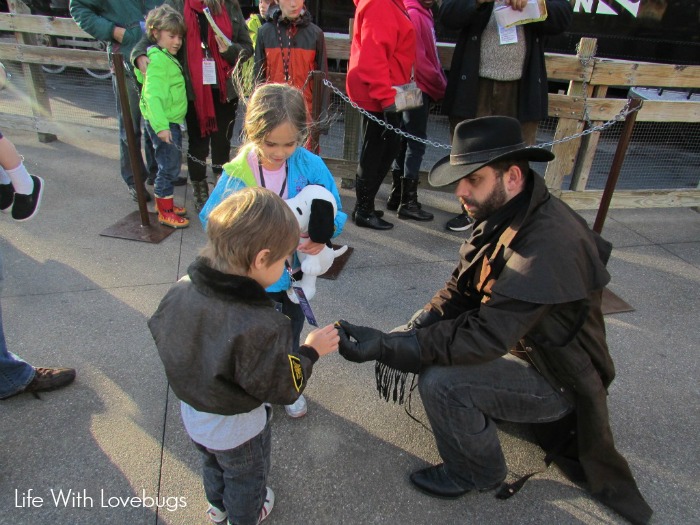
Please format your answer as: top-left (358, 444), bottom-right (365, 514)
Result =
top-left (193, 410), bottom-right (271, 525)
top-left (145, 121), bottom-right (183, 198)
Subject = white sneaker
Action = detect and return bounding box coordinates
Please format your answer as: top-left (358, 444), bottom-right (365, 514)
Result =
top-left (284, 394), bottom-right (307, 418)
top-left (258, 487), bottom-right (275, 524)
top-left (206, 503), bottom-right (227, 523)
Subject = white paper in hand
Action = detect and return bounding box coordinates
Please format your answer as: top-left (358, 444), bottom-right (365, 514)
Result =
top-left (203, 7), bottom-right (232, 47)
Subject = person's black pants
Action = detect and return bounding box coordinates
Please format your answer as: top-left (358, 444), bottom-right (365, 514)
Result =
top-left (355, 111), bottom-right (403, 209)
top-left (185, 96), bottom-right (238, 183)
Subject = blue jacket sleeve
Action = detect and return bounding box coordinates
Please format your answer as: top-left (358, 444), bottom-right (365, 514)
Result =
top-left (199, 174), bottom-right (248, 229)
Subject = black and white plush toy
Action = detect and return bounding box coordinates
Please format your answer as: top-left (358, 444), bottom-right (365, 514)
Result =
top-left (285, 185), bottom-right (348, 303)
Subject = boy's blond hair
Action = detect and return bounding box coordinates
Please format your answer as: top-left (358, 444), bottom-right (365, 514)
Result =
top-left (201, 187), bottom-right (300, 274)
top-left (146, 4), bottom-right (186, 43)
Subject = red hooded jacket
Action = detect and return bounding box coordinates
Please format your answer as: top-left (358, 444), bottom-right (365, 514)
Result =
top-left (346, 0), bottom-right (416, 112)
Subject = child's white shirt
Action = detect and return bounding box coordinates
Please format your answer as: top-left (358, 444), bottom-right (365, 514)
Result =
top-left (180, 401), bottom-right (266, 450)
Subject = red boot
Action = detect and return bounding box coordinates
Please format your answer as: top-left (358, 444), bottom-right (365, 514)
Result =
top-left (155, 196), bottom-right (189, 229)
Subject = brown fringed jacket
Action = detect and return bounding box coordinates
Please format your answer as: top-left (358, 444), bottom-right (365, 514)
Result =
top-left (415, 173), bottom-right (652, 525)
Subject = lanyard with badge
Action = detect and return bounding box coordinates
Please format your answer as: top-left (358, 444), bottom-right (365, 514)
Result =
top-left (202, 42), bottom-right (217, 84)
top-left (284, 261), bottom-right (319, 327)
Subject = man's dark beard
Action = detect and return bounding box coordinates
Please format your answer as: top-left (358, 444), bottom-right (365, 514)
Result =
top-left (463, 176), bottom-right (507, 221)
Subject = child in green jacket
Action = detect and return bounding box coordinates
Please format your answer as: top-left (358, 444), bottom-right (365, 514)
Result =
top-left (138, 5), bottom-right (189, 228)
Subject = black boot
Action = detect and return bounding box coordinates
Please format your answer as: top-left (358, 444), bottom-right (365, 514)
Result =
top-left (352, 206), bottom-right (383, 221)
top-left (354, 178), bottom-right (393, 230)
top-left (191, 179), bottom-right (209, 212)
top-left (398, 178), bottom-right (433, 221)
top-left (386, 170), bottom-right (402, 211)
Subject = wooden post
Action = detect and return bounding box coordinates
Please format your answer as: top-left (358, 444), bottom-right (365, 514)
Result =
top-left (570, 84), bottom-right (608, 190)
top-left (544, 37), bottom-right (597, 193)
top-left (8, 0), bottom-right (56, 143)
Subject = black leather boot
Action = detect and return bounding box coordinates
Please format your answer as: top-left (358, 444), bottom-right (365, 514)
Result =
top-left (354, 178), bottom-right (393, 230)
top-left (386, 170), bottom-right (402, 211)
top-left (190, 179), bottom-right (209, 212)
top-left (352, 206), bottom-right (384, 221)
top-left (398, 178), bottom-right (433, 221)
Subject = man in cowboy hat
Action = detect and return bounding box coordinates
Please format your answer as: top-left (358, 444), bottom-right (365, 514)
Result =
top-left (336, 116), bottom-right (652, 525)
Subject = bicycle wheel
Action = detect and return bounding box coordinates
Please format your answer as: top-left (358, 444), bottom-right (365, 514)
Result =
top-left (36, 34), bottom-right (66, 74)
top-left (82, 40), bottom-right (110, 80)
top-left (41, 64), bottom-right (66, 74)
top-left (83, 68), bottom-right (111, 80)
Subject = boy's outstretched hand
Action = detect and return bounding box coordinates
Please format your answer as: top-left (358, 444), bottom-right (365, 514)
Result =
top-left (304, 323), bottom-right (340, 356)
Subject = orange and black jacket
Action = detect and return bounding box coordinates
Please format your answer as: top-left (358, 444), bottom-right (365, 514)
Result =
top-left (253, 7), bottom-right (328, 120)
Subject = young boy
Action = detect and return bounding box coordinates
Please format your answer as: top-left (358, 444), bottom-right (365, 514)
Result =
top-left (137, 4), bottom-right (189, 228)
top-left (149, 187), bottom-right (339, 525)
top-left (253, 0), bottom-right (328, 150)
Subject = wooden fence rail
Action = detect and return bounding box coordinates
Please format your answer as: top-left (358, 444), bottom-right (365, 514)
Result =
top-left (1, 7), bottom-right (699, 209)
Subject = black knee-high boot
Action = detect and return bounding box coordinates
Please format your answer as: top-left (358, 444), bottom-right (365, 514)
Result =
top-left (354, 177), bottom-right (394, 230)
top-left (398, 178), bottom-right (433, 221)
top-left (386, 170), bottom-right (402, 211)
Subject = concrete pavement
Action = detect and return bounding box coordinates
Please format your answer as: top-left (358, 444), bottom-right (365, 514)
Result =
top-left (0, 128), bottom-right (698, 525)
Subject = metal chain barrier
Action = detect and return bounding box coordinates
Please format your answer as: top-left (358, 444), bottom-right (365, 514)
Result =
top-left (324, 75), bottom-right (641, 151)
top-left (126, 55), bottom-right (643, 172)
top-left (322, 78), bottom-right (453, 150)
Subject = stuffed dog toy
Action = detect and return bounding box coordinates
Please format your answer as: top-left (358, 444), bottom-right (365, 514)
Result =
top-left (285, 185), bottom-right (348, 303)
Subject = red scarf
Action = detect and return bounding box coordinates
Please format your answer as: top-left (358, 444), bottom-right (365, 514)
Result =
top-left (184, 0), bottom-right (234, 137)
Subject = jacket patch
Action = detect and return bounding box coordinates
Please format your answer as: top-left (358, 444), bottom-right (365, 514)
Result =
top-left (288, 355), bottom-right (304, 392)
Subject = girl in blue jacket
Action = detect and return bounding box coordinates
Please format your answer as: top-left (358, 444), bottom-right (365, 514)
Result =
top-left (200, 83), bottom-right (346, 418)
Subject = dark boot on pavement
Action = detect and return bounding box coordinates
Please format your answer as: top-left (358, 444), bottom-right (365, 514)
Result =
top-left (386, 170), bottom-right (402, 211)
top-left (398, 178), bottom-right (433, 221)
top-left (190, 179), bottom-right (209, 212)
top-left (354, 177), bottom-right (393, 230)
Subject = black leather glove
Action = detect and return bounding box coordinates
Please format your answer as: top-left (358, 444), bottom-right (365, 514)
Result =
top-left (336, 319), bottom-right (422, 373)
top-left (407, 308), bottom-right (442, 330)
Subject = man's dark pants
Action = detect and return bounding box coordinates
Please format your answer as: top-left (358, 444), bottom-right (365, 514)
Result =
top-left (418, 354), bottom-right (574, 489)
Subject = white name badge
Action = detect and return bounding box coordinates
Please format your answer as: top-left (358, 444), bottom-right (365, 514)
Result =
top-left (498, 24), bottom-right (518, 45)
top-left (202, 59), bottom-right (217, 85)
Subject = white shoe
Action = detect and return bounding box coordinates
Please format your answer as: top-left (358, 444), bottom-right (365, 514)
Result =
top-left (284, 394), bottom-right (308, 418)
top-left (206, 503), bottom-right (227, 523)
top-left (258, 487), bottom-right (275, 524)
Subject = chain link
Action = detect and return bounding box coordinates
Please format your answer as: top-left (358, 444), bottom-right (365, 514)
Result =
top-left (322, 78), bottom-right (452, 150)
top-left (324, 76), bottom-right (640, 151)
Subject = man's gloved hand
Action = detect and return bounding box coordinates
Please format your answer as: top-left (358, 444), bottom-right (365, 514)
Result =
top-left (335, 319), bottom-right (422, 373)
top-left (407, 308), bottom-right (442, 330)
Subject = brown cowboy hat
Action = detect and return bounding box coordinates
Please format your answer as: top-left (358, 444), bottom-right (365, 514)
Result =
top-left (428, 116), bottom-right (555, 187)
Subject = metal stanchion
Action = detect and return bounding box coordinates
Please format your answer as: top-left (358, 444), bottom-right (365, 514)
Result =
top-left (593, 97), bottom-right (644, 233)
top-left (595, 97), bottom-right (643, 315)
top-left (100, 53), bottom-right (174, 243)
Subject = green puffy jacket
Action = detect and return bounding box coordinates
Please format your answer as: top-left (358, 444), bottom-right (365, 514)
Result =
top-left (136, 46), bottom-right (187, 133)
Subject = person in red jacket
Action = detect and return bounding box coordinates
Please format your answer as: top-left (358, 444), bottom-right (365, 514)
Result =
top-left (346, 0), bottom-right (416, 230)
